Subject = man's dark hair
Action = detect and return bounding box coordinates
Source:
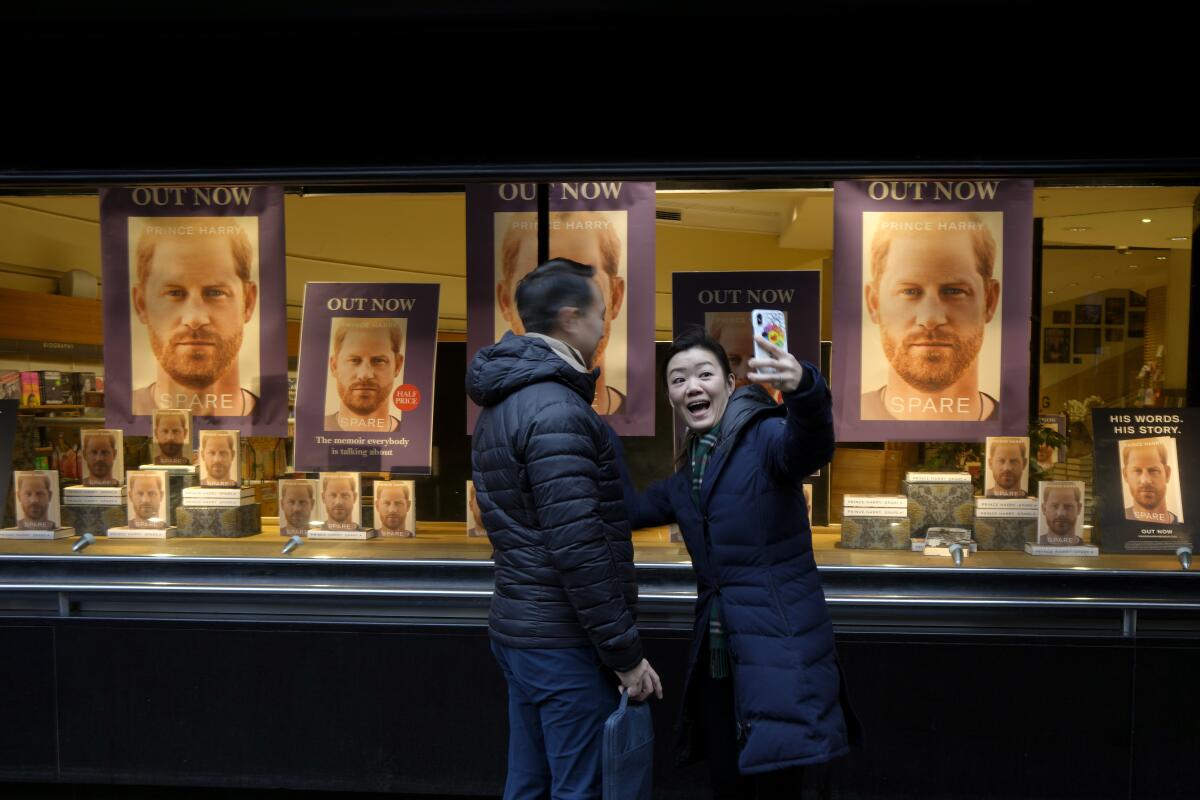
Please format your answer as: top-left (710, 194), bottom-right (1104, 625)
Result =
top-left (662, 325), bottom-right (734, 387)
top-left (515, 259), bottom-right (597, 335)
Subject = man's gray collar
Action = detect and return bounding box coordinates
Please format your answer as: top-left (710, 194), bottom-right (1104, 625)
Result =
top-left (525, 333), bottom-right (589, 373)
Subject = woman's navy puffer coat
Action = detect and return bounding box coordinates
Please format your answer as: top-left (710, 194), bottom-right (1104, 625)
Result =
top-left (625, 368), bottom-right (859, 774)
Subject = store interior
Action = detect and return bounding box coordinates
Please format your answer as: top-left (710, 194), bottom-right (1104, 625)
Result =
top-left (0, 183), bottom-right (1194, 567)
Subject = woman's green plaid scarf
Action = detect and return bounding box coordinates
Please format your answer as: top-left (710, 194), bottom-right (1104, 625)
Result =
top-left (689, 424), bottom-right (729, 679)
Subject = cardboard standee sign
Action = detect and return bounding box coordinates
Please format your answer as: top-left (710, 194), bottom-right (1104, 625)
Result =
top-left (1093, 408), bottom-right (1194, 553)
top-left (293, 283), bottom-right (440, 474)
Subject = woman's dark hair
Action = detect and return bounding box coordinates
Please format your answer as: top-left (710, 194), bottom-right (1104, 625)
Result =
top-left (515, 258), bottom-right (597, 335)
top-left (661, 325), bottom-right (734, 387)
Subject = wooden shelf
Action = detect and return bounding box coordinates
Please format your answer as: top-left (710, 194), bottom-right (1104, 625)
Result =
top-left (29, 417), bottom-right (106, 427)
top-left (0, 288), bottom-right (102, 346)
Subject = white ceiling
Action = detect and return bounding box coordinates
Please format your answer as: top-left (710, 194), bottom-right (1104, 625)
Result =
top-left (656, 186), bottom-right (1197, 249)
top-left (0, 185), bottom-right (1194, 318)
top-left (657, 187), bottom-right (1197, 309)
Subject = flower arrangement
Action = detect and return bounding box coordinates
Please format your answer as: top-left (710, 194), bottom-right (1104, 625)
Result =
top-left (1064, 395), bottom-right (1103, 423)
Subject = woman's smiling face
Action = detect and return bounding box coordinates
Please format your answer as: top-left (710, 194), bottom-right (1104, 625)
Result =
top-left (666, 347), bottom-right (735, 433)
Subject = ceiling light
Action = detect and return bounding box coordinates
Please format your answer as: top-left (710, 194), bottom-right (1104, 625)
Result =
top-left (1067, 226), bottom-right (1090, 232)
top-left (1156, 256), bottom-right (1168, 261)
top-left (1141, 218), bottom-right (1153, 223)
top-left (1048, 290), bottom-right (1056, 295)
top-left (1129, 264), bottom-right (1139, 269)
top-left (1171, 236), bottom-right (1189, 241)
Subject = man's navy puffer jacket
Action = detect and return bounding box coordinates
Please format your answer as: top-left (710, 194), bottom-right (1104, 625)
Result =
top-left (467, 332), bottom-right (642, 672)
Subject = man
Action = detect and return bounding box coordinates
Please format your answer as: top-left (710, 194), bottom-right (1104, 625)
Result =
top-left (1039, 483), bottom-right (1083, 546)
top-left (986, 438), bottom-right (1028, 498)
top-left (131, 220), bottom-right (259, 416)
top-left (466, 480), bottom-right (486, 537)
top-left (861, 212), bottom-right (1001, 421)
top-left (469, 258), bottom-right (660, 800)
top-left (325, 320), bottom-right (404, 432)
top-left (496, 212), bottom-right (627, 414)
top-left (374, 481), bottom-right (414, 537)
top-left (152, 411), bottom-right (191, 465)
top-left (1122, 439), bottom-right (1179, 524)
top-left (82, 430), bottom-right (122, 487)
top-left (15, 473), bottom-right (56, 530)
top-left (279, 480), bottom-right (316, 536)
top-left (320, 474), bottom-right (360, 531)
top-left (200, 432), bottom-right (239, 487)
top-left (128, 472), bottom-right (166, 529)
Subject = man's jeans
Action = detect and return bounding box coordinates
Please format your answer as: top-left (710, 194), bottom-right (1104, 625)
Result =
top-left (491, 640), bottom-right (619, 800)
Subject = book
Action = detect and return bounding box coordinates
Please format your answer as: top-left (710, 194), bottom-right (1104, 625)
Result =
top-left (842, 494), bottom-right (908, 510)
top-left (20, 371), bottom-right (41, 406)
top-left (38, 370), bottom-right (70, 404)
top-left (0, 527), bottom-right (75, 540)
top-left (912, 537), bottom-right (978, 554)
top-left (905, 482), bottom-right (974, 538)
top-left (840, 517), bottom-right (911, 549)
top-left (905, 471), bottom-right (973, 483)
top-left (0, 371), bottom-right (20, 401)
top-left (974, 498), bottom-right (1039, 519)
top-left (62, 505), bottom-right (127, 535)
top-left (64, 486), bottom-right (127, 499)
top-left (107, 526), bottom-right (178, 539)
top-left (912, 537), bottom-right (979, 556)
top-left (72, 372), bottom-right (97, 403)
top-left (307, 528), bottom-right (377, 540)
top-left (922, 526), bottom-right (974, 558)
top-left (842, 506), bottom-right (911, 518)
top-left (175, 505), bottom-right (261, 538)
top-left (64, 494), bottom-right (129, 507)
top-left (1024, 543), bottom-right (1099, 557)
top-left (181, 497), bottom-right (257, 508)
top-left (141, 464), bottom-right (198, 474)
top-left (182, 487), bottom-right (255, 507)
top-left (182, 486), bottom-right (256, 499)
top-left (975, 517), bottom-right (1037, 550)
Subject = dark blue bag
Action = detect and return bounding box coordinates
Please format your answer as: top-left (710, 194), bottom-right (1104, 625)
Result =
top-left (603, 690), bottom-right (654, 800)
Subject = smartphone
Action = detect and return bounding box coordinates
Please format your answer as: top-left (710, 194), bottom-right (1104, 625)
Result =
top-left (751, 309), bottom-right (788, 374)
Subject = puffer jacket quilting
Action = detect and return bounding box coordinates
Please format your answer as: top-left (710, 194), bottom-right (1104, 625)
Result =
top-left (468, 332), bottom-right (642, 672)
top-left (623, 370), bottom-right (859, 774)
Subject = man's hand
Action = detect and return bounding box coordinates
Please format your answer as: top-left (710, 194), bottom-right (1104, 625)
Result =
top-left (616, 658), bottom-right (663, 702)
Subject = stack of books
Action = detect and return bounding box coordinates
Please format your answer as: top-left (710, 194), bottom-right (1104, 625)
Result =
top-left (974, 497), bottom-right (1038, 550)
top-left (62, 485), bottom-right (128, 535)
top-left (840, 494), bottom-right (910, 549)
top-left (903, 472), bottom-right (975, 540)
top-left (176, 487), bottom-right (261, 538)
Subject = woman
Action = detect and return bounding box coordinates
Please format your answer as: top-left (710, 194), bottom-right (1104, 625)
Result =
top-left (623, 327), bottom-right (858, 798)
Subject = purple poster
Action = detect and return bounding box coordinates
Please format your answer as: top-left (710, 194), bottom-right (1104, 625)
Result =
top-left (832, 180), bottom-right (1033, 442)
top-left (293, 283), bottom-right (440, 475)
top-left (1093, 408), bottom-right (1195, 553)
top-left (465, 182), bottom-right (656, 436)
top-left (100, 186), bottom-right (288, 437)
top-left (672, 270), bottom-right (822, 384)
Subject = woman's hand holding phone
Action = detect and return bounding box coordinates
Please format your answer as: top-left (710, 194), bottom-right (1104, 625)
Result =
top-left (748, 336), bottom-right (805, 393)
